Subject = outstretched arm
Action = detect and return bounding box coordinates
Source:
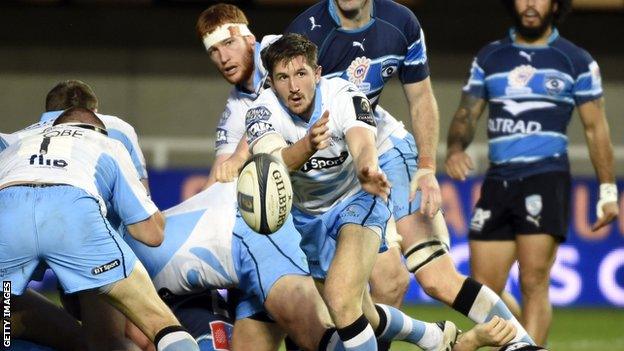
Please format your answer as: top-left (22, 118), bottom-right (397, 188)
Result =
top-left (578, 97), bottom-right (618, 231)
top-left (345, 126), bottom-right (390, 200)
top-left (445, 92), bottom-right (487, 181)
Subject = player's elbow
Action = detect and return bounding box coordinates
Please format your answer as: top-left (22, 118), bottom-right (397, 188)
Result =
top-left (127, 212), bottom-right (165, 247)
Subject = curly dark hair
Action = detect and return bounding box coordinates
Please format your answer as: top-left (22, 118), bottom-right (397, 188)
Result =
top-left (501, 0), bottom-right (572, 24)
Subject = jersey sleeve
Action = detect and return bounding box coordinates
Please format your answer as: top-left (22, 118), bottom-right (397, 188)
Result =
top-left (109, 142), bottom-right (158, 225)
top-left (245, 104), bottom-right (281, 149)
top-left (399, 12), bottom-right (430, 84)
top-left (105, 120), bottom-right (149, 180)
top-left (572, 51), bottom-right (603, 105)
top-left (334, 88), bottom-right (377, 136)
top-left (215, 102), bottom-right (246, 156)
top-left (461, 56), bottom-right (488, 99)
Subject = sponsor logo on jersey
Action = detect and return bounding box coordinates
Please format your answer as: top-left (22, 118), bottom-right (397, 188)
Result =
top-left (544, 74), bottom-right (566, 95)
top-left (488, 118), bottom-right (542, 134)
top-left (381, 58), bottom-right (399, 79)
top-left (519, 50), bottom-right (535, 62)
top-left (92, 259), bottom-right (121, 275)
top-left (247, 121), bottom-right (275, 142)
top-left (506, 65), bottom-right (536, 95)
top-left (309, 16), bottom-right (321, 31)
top-left (301, 151), bottom-right (349, 172)
top-left (352, 96), bottom-right (375, 127)
top-left (352, 39), bottom-right (366, 52)
top-left (215, 128), bottom-right (228, 147)
top-left (346, 56), bottom-right (371, 93)
top-left (589, 61), bottom-right (602, 87)
top-left (245, 106), bottom-right (272, 123)
top-left (491, 99), bottom-right (556, 116)
top-left (28, 154), bottom-right (68, 168)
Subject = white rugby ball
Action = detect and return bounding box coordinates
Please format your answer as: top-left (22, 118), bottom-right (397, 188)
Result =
top-left (237, 153), bottom-right (293, 234)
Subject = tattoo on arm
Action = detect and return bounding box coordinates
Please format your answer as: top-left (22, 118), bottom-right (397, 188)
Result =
top-left (447, 93), bottom-right (486, 151)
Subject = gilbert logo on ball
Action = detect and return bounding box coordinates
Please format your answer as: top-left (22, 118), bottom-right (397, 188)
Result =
top-left (237, 153), bottom-right (293, 234)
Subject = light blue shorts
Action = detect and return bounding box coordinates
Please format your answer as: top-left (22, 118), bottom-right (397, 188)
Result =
top-left (292, 190), bottom-right (392, 279)
top-left (232, 214), bottom-right (310, 320)
top-left (379, 134), bottom-right (422, 220)
top-left (0, 185), bottom-right (136, 295)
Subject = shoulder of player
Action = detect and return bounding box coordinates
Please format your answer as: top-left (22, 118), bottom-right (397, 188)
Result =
top-left (473, 37), bottom-right (511, 67)
top-left (373, 0), bottom-right (421, 34)
top-left (551, 35), bottom-right (595, 67)
top-left (97, 113), bottom-right (138, 135)
top-left (287, 0), bottom-right (331, 30)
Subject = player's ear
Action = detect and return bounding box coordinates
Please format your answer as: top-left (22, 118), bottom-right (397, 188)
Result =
top-left (315, 65), bottom-right (322, 83)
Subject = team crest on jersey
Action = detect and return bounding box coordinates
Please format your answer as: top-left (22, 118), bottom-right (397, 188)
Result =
top-left (347, 56), bottom-right (372, 93)
top-left (506, 65), bottom-right (536, 95)
top-left (209, 320), bottom-right (233, 351)
top-left (544, 74), bottom-right (566, 95)
top-left (381, 58), bottom-right (399, 80)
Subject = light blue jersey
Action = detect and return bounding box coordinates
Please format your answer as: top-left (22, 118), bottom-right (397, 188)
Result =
top-left (0, 125), bottom-right (156, 294)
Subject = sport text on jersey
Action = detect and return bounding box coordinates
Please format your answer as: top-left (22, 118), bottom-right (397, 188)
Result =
top-left (300, 151), bottom-right (349, 172)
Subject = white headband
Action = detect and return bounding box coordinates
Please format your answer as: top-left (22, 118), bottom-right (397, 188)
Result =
top-left (202, 23), bottom-right (253, 51)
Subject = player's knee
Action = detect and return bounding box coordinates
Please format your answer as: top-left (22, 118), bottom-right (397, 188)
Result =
top-left (323, 289), bottom-right (360, 318)
top-left (371, 266), bottom-right (409, 305)
top-left (519, 267), bottom-right (551, 293)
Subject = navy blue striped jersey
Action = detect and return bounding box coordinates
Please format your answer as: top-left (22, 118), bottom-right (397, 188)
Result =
top-left (463, 29), bottom-right (603, 179)
top-left (285, 0), bottom-right (429, 107)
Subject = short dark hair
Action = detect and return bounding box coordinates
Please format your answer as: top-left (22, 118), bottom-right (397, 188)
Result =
top-left (45, 80), bottom-right (98, 112)
top-left (53, 107), bottom-right (105, 129)
top-left (261, 33), bottom-right (319, 77)
top-left (501, 0), bottom-right (572, 25)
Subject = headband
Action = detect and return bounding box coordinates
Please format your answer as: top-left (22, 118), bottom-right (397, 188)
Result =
top-left (202, 23), bottom-right (253, 51)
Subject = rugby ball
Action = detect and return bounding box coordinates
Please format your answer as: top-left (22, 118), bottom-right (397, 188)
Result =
top-left (236, 153), bottom-right (293, 234)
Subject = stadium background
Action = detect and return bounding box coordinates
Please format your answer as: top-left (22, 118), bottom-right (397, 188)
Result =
top-left (1, 0), bottom-right (622, 349)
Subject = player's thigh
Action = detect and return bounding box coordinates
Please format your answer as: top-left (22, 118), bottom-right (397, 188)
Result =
top-left (264, 274), bottom-right (333, 351)
top-left (232, 318), bottom-right (284, 351)
top-left (369, 246), bottom-right (409, 305)
top-left (516, 234), bottom-right (559, 287)
top-left (79, 292), bottom-right (137, 351)
top-left (469, 240), bottom-right (516, 294)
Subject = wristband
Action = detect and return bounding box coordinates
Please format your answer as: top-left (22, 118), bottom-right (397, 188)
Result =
top-left (596, 183), bottom-right (618, 218)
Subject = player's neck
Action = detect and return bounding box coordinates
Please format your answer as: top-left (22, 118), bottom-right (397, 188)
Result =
top-left (336, 1), bottom-right (372, 30)
top-left (514, 26), bottom-right (553, 46)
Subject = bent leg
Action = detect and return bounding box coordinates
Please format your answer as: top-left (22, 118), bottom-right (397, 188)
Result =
top-left (231, 318), bottom-right (284, 351)
top-left (264, 275), bottom-right (334, 351)
top-left (369, 245), bottom-right (410, 307)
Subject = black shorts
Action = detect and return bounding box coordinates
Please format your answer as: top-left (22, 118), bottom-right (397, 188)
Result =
top-left (468, 171), bottom-right (570, 242)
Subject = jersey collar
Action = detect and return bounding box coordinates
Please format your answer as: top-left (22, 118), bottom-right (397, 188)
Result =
top-left (509, 27), bottom-right (559, 48)
top-left (328, 0), bottom-right (376, 32)
top-left (39, 110), bottom-right (63, 122)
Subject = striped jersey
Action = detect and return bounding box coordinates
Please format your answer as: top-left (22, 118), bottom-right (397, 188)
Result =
top-left (1, 111), bottom-right (148, 179)
top-left (0, 124), bottom-right (156, 224)
top-left (286, 0), bottom-right (427, 152)
top-left (246, 77), bottom-right (376, 215)
top-left (463, 28), bottom-right (603, 179)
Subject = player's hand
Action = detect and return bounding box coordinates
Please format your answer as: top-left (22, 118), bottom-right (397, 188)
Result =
top-left (306, 110), bottom-right (330, 152)
top-left (445, 150), bottom-right (474, 181)
top-left (453, 316), bottom-right (517, 351)
top-left (358, 166), bottom-right (391, 201)
top-left (409, 169), bottom-right (441, 218)
top-left (215, 156), bottom-right (245, 183)
top-left (592, 201), bottom-right (618, 231)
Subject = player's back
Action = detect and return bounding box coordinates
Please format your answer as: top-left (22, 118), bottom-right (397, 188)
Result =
top-left (0, 124), bottom-right (138, 210)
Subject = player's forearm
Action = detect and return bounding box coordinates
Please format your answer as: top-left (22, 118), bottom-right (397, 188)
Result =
top-left (446, 95), bottom-right (483, 154)
top-left (584, 118), bottom-right (615, 183)
top-left (281, 137), bottom-right (315, 172)
top-left (353, 142), bottom-right (379, 175)
top-left (410, 90), bottom-right (440, 164)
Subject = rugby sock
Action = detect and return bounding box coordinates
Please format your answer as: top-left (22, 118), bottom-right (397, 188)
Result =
top-left (451, 277), bottom-right (535, 345)
top-left (337, 315), bottom-right (377, 351)
top-left (154, 326), bottom-right (200, 351)
top-left (318, 328), bottom-right (346, 351)
top-left (374, 304), bottom-right (442, 350)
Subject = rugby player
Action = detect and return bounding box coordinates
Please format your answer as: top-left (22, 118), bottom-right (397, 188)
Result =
top-left (286, 0), bottom-right (536, 347)
top-left (0, 108), bottom-right (200, 351)
top-left (446, 0), bottom-right (618, 344)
